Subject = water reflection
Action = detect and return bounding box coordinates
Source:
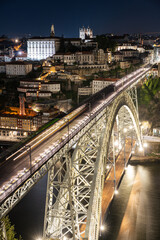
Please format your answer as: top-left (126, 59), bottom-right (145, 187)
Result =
top-left (8, 164), bottom-right (160, 240)
top-left (102, 164), bottom-right (160, 240)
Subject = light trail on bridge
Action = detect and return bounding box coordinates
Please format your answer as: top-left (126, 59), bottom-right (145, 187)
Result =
top-left (0, 63), bottom-right (152, 216)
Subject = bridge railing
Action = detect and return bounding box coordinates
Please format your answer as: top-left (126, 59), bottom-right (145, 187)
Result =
top-left (0, 64), bottom-right (152, 206)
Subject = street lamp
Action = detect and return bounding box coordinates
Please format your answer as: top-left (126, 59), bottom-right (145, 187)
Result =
top-left (114, 189), bottom-right (119, 195)
top-left (100, 225), bottom-right (105, 231)
top-left (139, 146), bottom-right (143, 152)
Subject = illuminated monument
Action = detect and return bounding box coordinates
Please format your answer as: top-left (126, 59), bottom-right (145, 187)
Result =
top-left (79, 26), bottom-right (93, 40)
top-left (27, 25), bottom-right (60, 60)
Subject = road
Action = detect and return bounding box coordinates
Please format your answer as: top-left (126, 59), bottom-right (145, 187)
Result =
top-left (0, 64), bottom-right (152, 204)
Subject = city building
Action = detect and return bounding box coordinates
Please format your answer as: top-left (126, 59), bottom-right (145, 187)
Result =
top-left (76, 51), bottom-right (95, 65)
top-left (64, 38), bottom-right (82, 47)
top-left (0, 107), bottom-right (37, 132)
top-left (95, 49), bottom-right (106, 64)
top-left (120, 61), bottom-right (131, 69)
top-left (0, 63), bottom-right (6, 73)
top-left (114, 52), bottom-right (124, 62)
top-left (79, 26), bottom-right (93, 40)
top-left (6, 62), bottom-right (32, 76)
top-left (27, 37), bottom-right (56, 61)
top-left (0, 54), bottom-right (12, 62)
top-left (17, 81), bottom-right (40, 93)
top-left (52, 49), bottom-right (106, 66)
top-left (18, 79), bottom-right (60, 98)
top-left (41, 82), bottom-right (61, 93)
top-left (53, 53), bottom-right (76, 65)
top-left (78, 87), bottom-right (92, 96)
top-left (27, 25), bottom-right (60, 60)
top-left (92, 78), bottom-right (119, 94)
top-left (15, 52), bottom-right (28, 61)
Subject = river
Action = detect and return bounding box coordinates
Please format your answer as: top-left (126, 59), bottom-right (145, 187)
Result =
top-left (9, 163), bottom-right (160, 240)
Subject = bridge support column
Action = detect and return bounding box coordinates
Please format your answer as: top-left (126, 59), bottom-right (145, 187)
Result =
top-left (112, 130), bottom-right (117, 191)
top-left (0, 220), bottom-right (7, 240)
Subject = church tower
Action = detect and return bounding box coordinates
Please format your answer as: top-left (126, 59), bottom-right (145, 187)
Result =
top-left (51, 24), bottom-right (55, 37)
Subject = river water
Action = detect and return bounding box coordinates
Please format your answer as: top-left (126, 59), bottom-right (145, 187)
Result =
top-left (9, 163), bottom-right (160, 240)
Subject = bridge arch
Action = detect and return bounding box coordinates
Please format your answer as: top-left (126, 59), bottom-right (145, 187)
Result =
top-left (44, 91), bottom-right (142, 240)
top-left (84, 91), bottom-right (142, 239)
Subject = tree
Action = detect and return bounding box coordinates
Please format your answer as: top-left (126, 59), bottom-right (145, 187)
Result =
top-left (96, 35), bottom-right (117, 52)
top-left (0, 216), bottom-right (23, 240)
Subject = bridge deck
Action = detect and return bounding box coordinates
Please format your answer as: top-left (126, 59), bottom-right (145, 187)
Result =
top-left (102, 139), bottom-right (132, 221)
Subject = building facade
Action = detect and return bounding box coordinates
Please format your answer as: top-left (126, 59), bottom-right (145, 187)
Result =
top-left (92, 78), bottom-right (119, 94)
top-left (27, 38), bottom-right (56, 60)
top-left (6, 62), bottom-right (32, 76)
top-left (79, 26), bottom-right (93, 40)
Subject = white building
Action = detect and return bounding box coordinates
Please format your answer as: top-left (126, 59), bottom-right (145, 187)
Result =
top-left (6, 62), bottom-right (32, 76)
top-left (27, 37), bottom-right (57, 60)
top-left (79, 26), bottom-right (93, 40)
top-left (92, 78), bottom-right (118, 94)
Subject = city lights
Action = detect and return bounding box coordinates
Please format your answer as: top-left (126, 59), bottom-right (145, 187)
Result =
top-left (114, 139), bottom-right (119, 146)
top-left (114, 189), bottom-right (119, 195)
top-left (0, 14), bottom-right (158, 240)
top-left (100, 225), bottom-right (105, 231)
top-left (123, 128), bottom-right (127, 133)
top-left (139, 146), bottom-right (144, 152)
top-left (143, 142), bottom-right (148, 148)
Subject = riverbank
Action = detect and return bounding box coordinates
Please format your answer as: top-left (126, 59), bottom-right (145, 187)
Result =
top-left (130, 140), bottom-right (160, 164)
top-left (130, 155), bottom-right (160, 164)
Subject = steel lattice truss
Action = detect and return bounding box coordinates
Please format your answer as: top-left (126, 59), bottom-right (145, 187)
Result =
top-left (0, 87), bottom-right (143, 240)
top-left (43, 90), bottom-right (142, 240)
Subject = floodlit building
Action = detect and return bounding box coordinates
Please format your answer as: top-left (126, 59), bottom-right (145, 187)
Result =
top-left (79, 26), bottom-right (93, 40)
top-left (27, 37), bottom-right (57, 60)
top-left (27, 25), bottom-right (60, 60)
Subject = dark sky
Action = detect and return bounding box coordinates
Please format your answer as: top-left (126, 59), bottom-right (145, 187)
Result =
top-left (1, 0), bottom-right (160, 38)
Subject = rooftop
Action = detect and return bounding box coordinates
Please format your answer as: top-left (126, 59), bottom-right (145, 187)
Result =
top-left (6, 61), bottom-right (32, 65)
top-left (94, 78), bottom-right (119, 82)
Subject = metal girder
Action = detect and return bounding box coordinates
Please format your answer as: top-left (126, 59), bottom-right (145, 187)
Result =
top-left (0, 65), bottom-right (150, 221)
top-left (0, 220), bottom-right (7, 240)
top-left (0, 107), bottom-right (105, 220)
top-left (43, 89), bottom-right (142, 240)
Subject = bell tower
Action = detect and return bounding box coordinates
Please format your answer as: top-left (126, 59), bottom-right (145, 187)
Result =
top-left (50, 24), bottom-right (55, 37)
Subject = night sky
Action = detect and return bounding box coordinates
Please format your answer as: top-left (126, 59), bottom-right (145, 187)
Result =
top-left (1, 0), bottom-right (160, 38)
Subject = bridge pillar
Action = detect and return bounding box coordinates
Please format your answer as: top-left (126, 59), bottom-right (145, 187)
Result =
top-left (0, 220), bottom-right (7, 240)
